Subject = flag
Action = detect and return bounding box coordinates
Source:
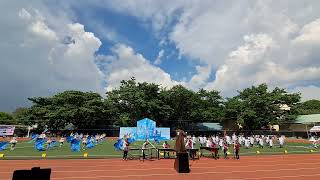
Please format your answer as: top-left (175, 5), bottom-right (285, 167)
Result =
top-left (86, 138), bottom-right (95, 149)
top-left (70, 139), bottom-right (81, 152)
top-left (114, 139), bottom-right (123, 151)
top-left (35, 139), bottom-right (46, 151)
top-left (128, 137), bottom-right (135, 144)
top-left (28, 134), bottom-right (39, 143)
top-left (48, 141), bottom-right (58, 149)
top-left (42, 128), bottom-right (48, 134)
top-left (66, 136), bottom-right (74, 143)
top-left (0, 142), bottom-right (8, 151)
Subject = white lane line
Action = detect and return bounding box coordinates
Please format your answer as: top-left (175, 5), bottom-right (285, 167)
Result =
top-left (225, 173), bottom-right (320, 180)
top-left (50, 166), bottom-right (320, 179)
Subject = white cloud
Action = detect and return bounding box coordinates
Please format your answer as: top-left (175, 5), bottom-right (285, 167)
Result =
top-left (105, 0), bottom-right (320, 98)
top-left (291, 85), bottom-right (320, 101)
top-left (96, 44), bottom-right (181, 91)
top-left (154, 49), bottom-right (164, 65)
top-left (0, 4), bottom-right (103, 111)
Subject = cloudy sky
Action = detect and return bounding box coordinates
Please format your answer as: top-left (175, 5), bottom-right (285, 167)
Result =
top-left (1, 0), bottom-right (320, 112)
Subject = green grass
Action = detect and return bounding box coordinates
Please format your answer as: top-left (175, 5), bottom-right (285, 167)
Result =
top-left (0, 140), bottom-right (318, 160)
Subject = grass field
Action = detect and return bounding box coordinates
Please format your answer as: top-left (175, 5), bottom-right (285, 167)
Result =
top-left (0, 139), bottom-right (318, 159)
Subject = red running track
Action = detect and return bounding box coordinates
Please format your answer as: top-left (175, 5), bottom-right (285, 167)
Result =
top-left (1, 154), bottom-right (320, 180)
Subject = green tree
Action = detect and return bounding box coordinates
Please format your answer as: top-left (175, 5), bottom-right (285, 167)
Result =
top-left (0, 112), bottom-right (15, 125)
top-left (26, 91), bottom-right (106, 130)
top-left (106, 78), bottom-right (173, 126)
top-left (224, 84), bottom-right (300, 130)
top-left (297, 100), bottom-right (320, 115)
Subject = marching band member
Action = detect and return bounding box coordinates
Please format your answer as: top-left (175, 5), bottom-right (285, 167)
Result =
top-left (279, 135), bottom-right (285, 148)
top-left (259, 136), bottom-right (264, 148)
top-left (269, 136), bottom-right (273, 148)
top-left (250, 136), bottom-right (255, 147)
top-left (244, 137), bottom-right (250, 149)
top-left (142, 141), bottom-right (149, 160)
top-left (162, 141), bottom-right (170, 158)
top-left (223, 142), bottom-right (229, 159)
top-left (234, 141), bottom-right (240, 160)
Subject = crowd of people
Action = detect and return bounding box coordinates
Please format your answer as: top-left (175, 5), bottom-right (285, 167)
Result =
top-left (4, 131), bottom-right (287, 161)
top-left (183, 133), bottom-right (286, 159)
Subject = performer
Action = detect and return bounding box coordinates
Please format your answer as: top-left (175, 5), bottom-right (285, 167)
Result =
top-left (244, 137), bottom-right (250, 149)
top-left (162, 141), bottom-right (170, 158)
top-left (279, 135), bottom-right (285, 148)
top-left (185, 137), bottom-right (195, 159)
top-left (10, 136), bottom-right (17, 151)
top-left (249, 136), bottom-right (255, 147)
top-left (122, 138), bottom-right (129, 160)
top-left (269, 137), bottom-right (273, 148)
top-left (142, 141), bottom-right (149, 160)
top-left (223, 142), bottom-right (229, 159)
top-left (59, 137), bottom-right (65, 147)
top-left (259, 136), bottom-right (264, 148)
top-left (211, 141), bottom-right (218, 160)
top-left (46, 138), bottom-right (52, 150)
top-left (234, 141), bottom-right (240, 160)
top-left (82, 136), bottom-right (88, 150)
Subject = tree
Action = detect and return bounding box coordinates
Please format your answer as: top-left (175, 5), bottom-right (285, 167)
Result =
top-left (224, 84), bottom-right (300, 130)
top-left (0, 112), bottom-right (15, 125)
top-left (106, 78), bottom-right (173, 126)
top-left (26, 91), bottom-right (106, 130)
top-left (297, 100), bottom-right (320, 115)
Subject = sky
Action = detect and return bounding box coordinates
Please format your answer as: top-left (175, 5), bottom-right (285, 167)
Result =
top-left (1, 0), bottom-right (320, 112)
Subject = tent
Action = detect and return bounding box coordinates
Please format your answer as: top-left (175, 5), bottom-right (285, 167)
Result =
top-left (310, 126), bottom-right (320, 133)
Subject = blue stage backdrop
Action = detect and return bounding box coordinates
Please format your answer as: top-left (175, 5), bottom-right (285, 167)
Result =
top-left (119, 118), bottom-right (170, 141)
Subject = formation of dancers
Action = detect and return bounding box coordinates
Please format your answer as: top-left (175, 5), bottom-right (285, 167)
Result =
top-left (5, 132), bottom-right (285, 160)
top-left (184, 133), bottom-right (286, 159)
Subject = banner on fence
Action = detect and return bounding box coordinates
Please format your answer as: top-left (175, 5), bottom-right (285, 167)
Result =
top-left (119, 118), bottom-right (170, 140)
top-left (0, 126), bottom-right (15, 136)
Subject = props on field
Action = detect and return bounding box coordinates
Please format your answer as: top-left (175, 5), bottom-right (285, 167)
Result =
top-left (35, 139), bottom-right (46, 151)
top-left (0, 142), bottom-right (8, 151)
top-left (70, 139), bottom-right (81, 152)
top-left (28, 134), bottom-right (39, 143)
top-left (114, 139), bottom-right (124, 151)
top-left (119, 118), bottom-right (170, 141)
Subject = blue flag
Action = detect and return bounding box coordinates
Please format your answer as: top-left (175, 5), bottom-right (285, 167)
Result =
top-left (70, 139), bottom-right (80, 152)
top-left (48, 141), bottom-right (58, 149)
top-left (114, 138), bottom-right (123, 151)
top-left (0, 142), bottom-right (8, 151)
top-left (35, 139), bottom-right (46, 151)
top-left (66, 136), bottom-right (73, 143)
top-left (86, 138), bottom-right (95, 149)
top-left (128, 137), bottom-right (135, 144)
top-left (28, 134), bottom-right (39, 144)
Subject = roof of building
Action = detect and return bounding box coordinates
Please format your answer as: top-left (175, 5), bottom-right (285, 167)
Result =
top-left (194, 123), bottom-right (222, 131)
top-left (295, 114), bottom-right (320, 124)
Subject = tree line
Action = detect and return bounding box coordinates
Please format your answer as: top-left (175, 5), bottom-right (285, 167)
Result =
top-left (1, 78), bottom-right (320, 131)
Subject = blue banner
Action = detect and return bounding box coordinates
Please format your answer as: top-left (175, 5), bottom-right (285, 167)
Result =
top-left (35, 139), bottom-right (46, 151)
top-left (0, 142), bottom-right (8, 151)
top-left (28, 134), bottom-right (39, 144)
top-left (70, 139), bottom-right (80, 152)
top-left (48, 141), bottom-right (58, 149)
top-left (86, 138), bottom-right (95, 149)
top-left (114, 139), bottom-right (123, 151)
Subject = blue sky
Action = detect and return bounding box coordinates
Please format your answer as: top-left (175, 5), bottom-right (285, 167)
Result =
top-left (1, 0), bottom-right (320, 111)
top-left (69, 2), bottom-right (200, 83)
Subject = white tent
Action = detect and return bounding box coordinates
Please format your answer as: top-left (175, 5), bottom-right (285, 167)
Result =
top-left (310, 126), bottom-right (320, 133)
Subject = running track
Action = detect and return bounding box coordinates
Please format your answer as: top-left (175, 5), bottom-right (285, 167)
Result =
top-left (1, 154), bottom-right (320, 180)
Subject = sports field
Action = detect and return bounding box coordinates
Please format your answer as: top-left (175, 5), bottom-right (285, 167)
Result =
top-left (1, 154), bottom-right (320, 180)
top-left (0, 139), bottom-right (318, 159)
